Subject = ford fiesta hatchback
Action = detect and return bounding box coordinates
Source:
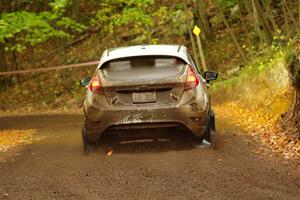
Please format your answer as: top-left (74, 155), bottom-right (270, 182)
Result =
top-left (80, 45), bottom-right (218, 151)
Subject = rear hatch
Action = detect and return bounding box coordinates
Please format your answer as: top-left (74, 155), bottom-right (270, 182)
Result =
top-left (99, 56), bottom-right (188, 107)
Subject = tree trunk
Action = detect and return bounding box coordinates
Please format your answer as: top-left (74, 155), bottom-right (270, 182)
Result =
top-left (72, 0), bottom-right (80, 20)
top-left (281, 0), bottom-right (290, 35)
top-left (196, 34), bottom-right (208, 72)
top-left (256, 0), bottom-right (274, 38)
top-left (12, 51), bottom-right (18, 71)
top-left (292, 89), bottom-right (300, 137)
top-left (246, 0), bottom-right (263, 43)
top-left (287, 53), bottom-right (300, 136)
top-left (237, 0), bottom-right (252, 46)
top-left (59, 38), bottom-right (67, 63)
top-left (0, 42), bottom-right (7, 72)
top-left (298, 0), bottom-right (300, 29)
top-left (184, 0), bottom-right (199, 69)
top-left (292, 90), bottom-right (299, 116)
top-left (0, 42), bottom-right (8, 90)
top-left (282, 0), bottom-right (295, 24)
top-left (195, 0), bottom-right (213, 42)
top-left (251, 0), bottom-right (273, 44)
top-left (217, 4), bottom-right (247, 64)
top-left (145, 24), bottom-right (152, 44)
top-left (263, 0), bottom-right (278, 33)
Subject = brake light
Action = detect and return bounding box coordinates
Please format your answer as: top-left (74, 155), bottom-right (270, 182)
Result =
top-left (185, 66), bottom-right (199, 90)
top-left (89, 74), bottom-right (102, 94)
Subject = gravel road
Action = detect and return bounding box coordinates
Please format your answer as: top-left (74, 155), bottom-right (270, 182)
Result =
top-left (0, 114), bottom-right (299, 200)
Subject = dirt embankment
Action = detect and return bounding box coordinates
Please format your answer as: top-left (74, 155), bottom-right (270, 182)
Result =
top-left (211, 52), bottom-right (300, 162)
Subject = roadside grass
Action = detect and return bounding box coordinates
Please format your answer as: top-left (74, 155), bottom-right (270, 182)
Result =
top-left (211, 47), bottom-right (300, 162)
top-left (211, 48), bottom-right (289, 102)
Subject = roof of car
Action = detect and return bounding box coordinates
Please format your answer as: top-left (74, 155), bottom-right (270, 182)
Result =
top-left (98, 44), bottom-right (191, 68)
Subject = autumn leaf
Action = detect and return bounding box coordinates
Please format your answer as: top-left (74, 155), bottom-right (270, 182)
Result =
top-left (0, 129), bottom-right (36, 152)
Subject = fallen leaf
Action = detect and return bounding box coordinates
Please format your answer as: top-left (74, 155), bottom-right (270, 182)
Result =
top-left (107, 147), bottom-right (113, 156)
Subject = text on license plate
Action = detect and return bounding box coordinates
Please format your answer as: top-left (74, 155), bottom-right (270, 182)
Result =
top-left (132, 92), bottom-right (156, 103)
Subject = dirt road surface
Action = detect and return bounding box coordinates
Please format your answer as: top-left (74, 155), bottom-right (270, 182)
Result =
top-left (0, 114), bottom-right (299, 200)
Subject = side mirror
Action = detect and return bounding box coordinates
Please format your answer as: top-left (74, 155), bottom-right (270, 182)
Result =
top-left (204, 71), bottom-right (218, 83)
top-left (80, 77), bottom-right (91, 87)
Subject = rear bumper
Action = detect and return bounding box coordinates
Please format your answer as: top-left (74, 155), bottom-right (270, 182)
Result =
top-left (84, 104), bottom-right (208, 138)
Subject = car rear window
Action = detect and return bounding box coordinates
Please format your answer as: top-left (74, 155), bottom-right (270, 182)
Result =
top-left (101, 56), bottom-right (186, 81)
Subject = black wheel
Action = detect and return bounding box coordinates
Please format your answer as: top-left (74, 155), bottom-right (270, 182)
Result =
top-left (204, 110), bottom-right (216, 149)
top-left (82, 122), bottom-right (91, 154)
top-left (193, 110), bottom-right (216, 149)
top-left (82, 121), bottom-right (102, 154)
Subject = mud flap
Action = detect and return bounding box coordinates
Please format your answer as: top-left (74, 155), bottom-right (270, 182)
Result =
top-left (82, 113), bottom-right (90, 153)
top-left (193, 110), bottom-right (216, 149)
top-left (82, 123), bottom-right (91, 154)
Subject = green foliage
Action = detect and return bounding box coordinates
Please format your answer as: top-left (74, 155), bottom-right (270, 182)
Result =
top-left (0, 1), bottom-right (85, 52)
top-left (56, 17), bottom-right (85, 32)
top-left (217, 0), bottom-right (236, 7)
top-left (91, 0), bottom-right (189, 44)
top-left (49, 0), bottom-right (69, 13)
top-left (211, 47), bottom-right (286, 93)
top-left (91, 0), bottom-right (154, 39)
top-left (113, 7), bottom-right (152, 27)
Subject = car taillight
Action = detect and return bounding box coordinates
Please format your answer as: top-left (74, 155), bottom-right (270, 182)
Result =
top-left (185, 66), bottom-right (199, 90)
top-left (89, 74), bottom-right (102, 94)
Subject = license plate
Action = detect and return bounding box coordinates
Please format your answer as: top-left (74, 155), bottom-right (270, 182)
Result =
top-left (133, 92), bottom-right (156, 103)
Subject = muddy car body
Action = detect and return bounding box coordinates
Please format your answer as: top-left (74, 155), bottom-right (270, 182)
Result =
top-left (80, 45), bottom-right (218, 150)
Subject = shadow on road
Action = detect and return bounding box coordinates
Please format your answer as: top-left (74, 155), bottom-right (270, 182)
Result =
top-left (91, 129), bottom-right (200, 155)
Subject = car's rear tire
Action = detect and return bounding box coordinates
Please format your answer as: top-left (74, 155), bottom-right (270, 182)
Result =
top-left (193, 110), bottom-right (216, 149)
top-left (82, 123), bottom-right (91, 154)
top-left (206, 110), bottom-right (216, 149)
top-left (82, 122), bottom-right (99, 154)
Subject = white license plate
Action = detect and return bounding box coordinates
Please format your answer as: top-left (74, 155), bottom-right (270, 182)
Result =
top-left (133, 92), bottom-right (156, 103)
